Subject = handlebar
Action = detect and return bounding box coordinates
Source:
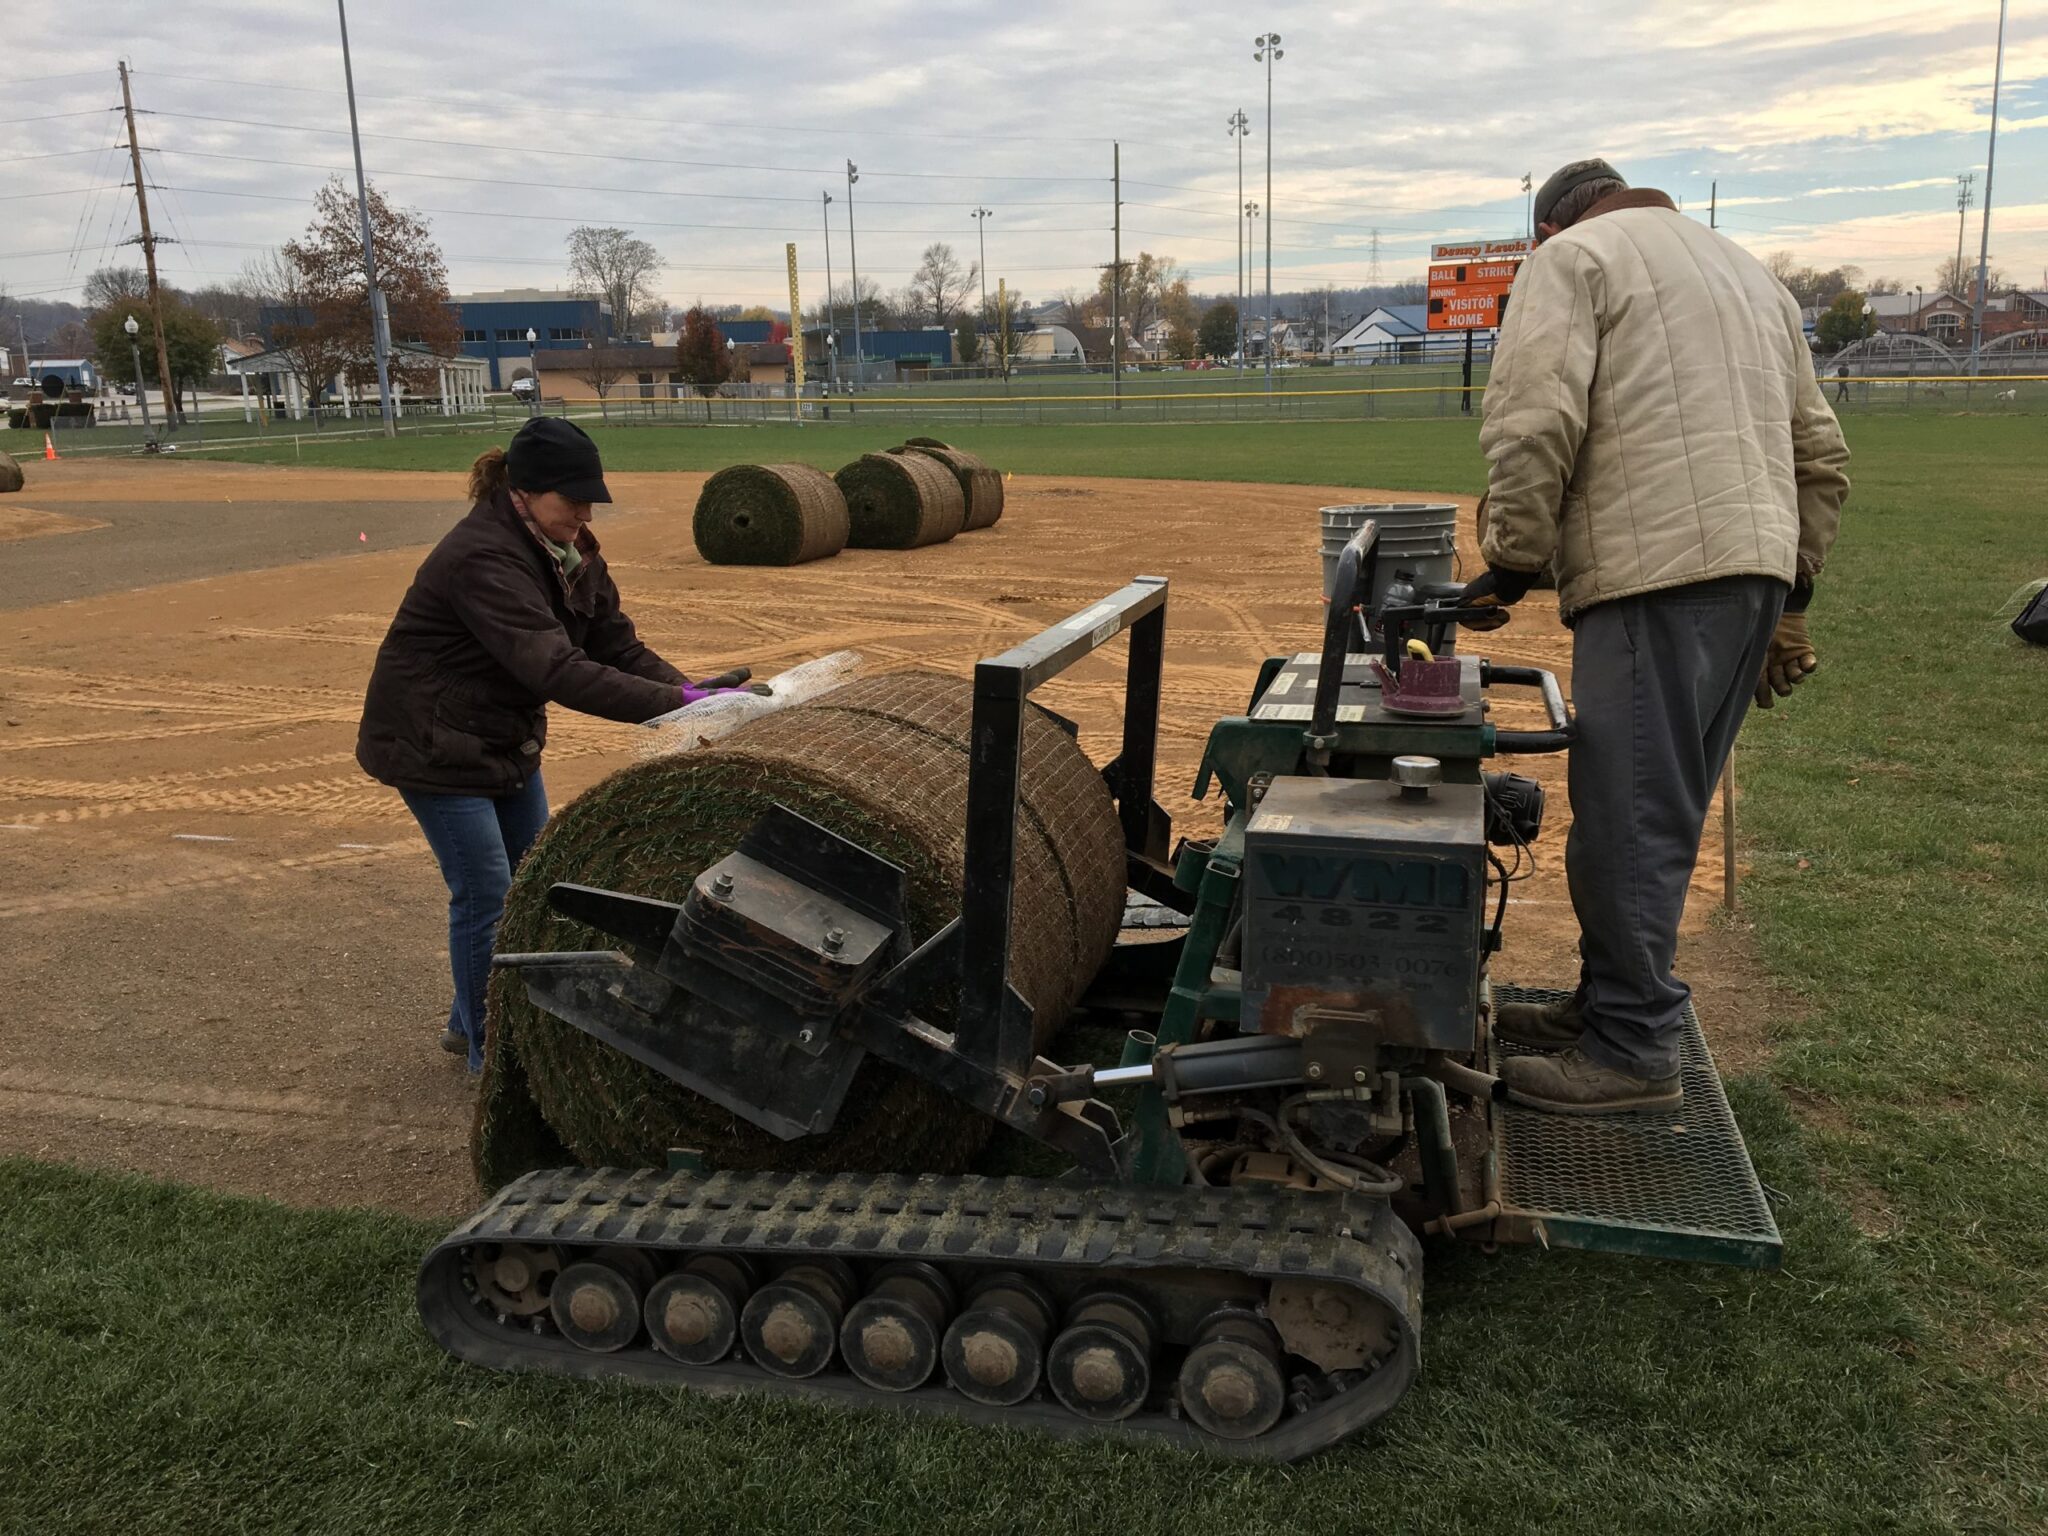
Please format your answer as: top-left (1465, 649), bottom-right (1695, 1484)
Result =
top-left (1308, 523), bottom-right (1378, 756)
top-left (1482, 662), bottom-right (1576, 753)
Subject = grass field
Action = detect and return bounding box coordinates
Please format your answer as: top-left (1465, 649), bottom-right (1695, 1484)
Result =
top-left (3, 415), bottom-right (2042, 1533)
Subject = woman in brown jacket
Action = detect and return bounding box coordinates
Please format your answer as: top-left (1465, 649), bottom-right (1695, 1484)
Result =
top-left (357, 418), bottom-right (750, 1069)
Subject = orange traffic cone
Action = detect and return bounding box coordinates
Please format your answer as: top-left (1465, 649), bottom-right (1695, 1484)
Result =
top-left (42, 433), bottom-right (59, 461)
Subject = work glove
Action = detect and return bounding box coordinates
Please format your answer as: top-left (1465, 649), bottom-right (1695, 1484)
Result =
top-left (1454, 566), bottom-right (1539, 632)
top-left (678, 672), bottom-right (773, 707)
top-left (1753, 613), bottom-right (1817, 709)
top-left (698, 666), bottom-right (772, 695)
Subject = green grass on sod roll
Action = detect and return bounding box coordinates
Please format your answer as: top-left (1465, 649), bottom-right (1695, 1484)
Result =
top-left (835, 451), bottom-right (966, 548)
top-left (691, 462), bottom-right (850, 566)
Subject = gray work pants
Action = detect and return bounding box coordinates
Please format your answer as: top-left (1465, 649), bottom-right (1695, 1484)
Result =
top-left (1565, 576), bottom-right (1786, 1077)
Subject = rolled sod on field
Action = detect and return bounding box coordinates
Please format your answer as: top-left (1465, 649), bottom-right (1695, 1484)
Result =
top-left (834, 450), bottom-right (966, 549)
top-left (692, 462), bottom-right (850, 566)
top-left (0, 450), bottom-right (23, 494)
top-left (897, 443), bottom-right (1004, 531)
top-left (902, 435), bottom-right (951, 450)
top-left (473, 671), bottom-right (1126, 1189)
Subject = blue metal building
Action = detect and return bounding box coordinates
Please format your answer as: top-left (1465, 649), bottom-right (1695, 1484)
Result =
top-left (451, 291), bottom-right (614, 388)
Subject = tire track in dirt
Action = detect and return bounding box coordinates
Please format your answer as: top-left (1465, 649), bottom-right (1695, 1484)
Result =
top-left (0, 842), bottom-right (407, 919)
top-left (0, 1070), bottom-right (449, 1139)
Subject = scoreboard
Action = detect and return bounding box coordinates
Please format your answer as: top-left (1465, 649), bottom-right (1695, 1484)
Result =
top-left (1427, 238), bottom-right (1533, 333)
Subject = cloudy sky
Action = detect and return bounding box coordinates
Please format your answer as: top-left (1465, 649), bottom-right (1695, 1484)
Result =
top-left (7, 0), bottom-right (2042, 318)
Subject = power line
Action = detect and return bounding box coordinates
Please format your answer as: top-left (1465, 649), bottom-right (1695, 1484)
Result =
top-left (153, 183), bottom-right (1113, 239)
top-left (141, 109), bottom-right (1110, 183)
top-left (133, 68), bottom-right (1167, 149)
top-left (154, 148), bottom-right (1097, 207)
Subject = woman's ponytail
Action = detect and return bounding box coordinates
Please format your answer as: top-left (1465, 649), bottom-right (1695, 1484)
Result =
top-left (468, 446), bottom-right (510, 502)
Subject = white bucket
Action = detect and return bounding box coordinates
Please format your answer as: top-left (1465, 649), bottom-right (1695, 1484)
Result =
top-left (1319, 502), bottom-right (1458, 605)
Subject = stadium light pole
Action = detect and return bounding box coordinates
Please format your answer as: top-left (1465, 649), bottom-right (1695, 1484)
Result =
top-left (1522, 172), bottom-right (1533, 238)
top-left (1243, 201), bottom-right (1260, 363)
top-left (336, 0), bottom-right (396, 438)
top-left (821, 191), bottom-right (840, 394)
top-left (1968, 0), bottom-right (2008, 376)
top-left (972, 206), bottom-right (993, 365)
top-left (1228, 109), bottom-right (1249, 373)
top-left (1254, 33), bottom-right (1282, 394)
top-left (846, 160), bottom-right (864, 389)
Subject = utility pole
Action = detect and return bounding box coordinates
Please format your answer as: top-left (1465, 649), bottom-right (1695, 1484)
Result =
top-left (1969, 0), bottom-right (2008, 375)
top-left (336, 0), bottom-right (396, 436)
top-left (117, 62), bottom-right (178, 430)
top-left (821, 191), bottom-right (840, 394)
top-left (1255, 33), bottom-right (1283, 394)
top-left (1228, 109), bottom-right (1249, 373)
top-left (1954, 172), bottom-right (1975, 294)
top-left (972, 206), bottom-right (992, 367)
top-left (846, 161), bottom-right (864, 390)
top-left (1710, 180), bottom-right (1717, 230)
top-left (1111, 141), bottom-right (1122, 410)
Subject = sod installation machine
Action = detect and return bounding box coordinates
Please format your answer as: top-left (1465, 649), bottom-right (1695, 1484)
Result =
top-left (419, 522), bottom-right (1781, 1459)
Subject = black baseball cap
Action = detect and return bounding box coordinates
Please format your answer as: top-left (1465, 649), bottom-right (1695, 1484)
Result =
top-left (506, 417), bottom-right (612, 504)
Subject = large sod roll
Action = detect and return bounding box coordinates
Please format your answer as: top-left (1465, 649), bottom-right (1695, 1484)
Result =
top-left (898, 443), bottom-right (1004, 531)
top-left (473, 670), bottom-right (1127, 1189)
top-left (835, 451), bottom-right (966, 549)
top-left (692, 462), bottom-right (850, 566)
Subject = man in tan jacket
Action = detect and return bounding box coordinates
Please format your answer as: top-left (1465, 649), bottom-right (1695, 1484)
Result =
top-left (1466, 157), bottom-right (1850, 1113)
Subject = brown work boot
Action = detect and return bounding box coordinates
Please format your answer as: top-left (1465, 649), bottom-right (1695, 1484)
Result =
top-left (1492, 994), bottom-right (1584, 1051)
top-left (1499, 1048), bottom-right (1682, 1115)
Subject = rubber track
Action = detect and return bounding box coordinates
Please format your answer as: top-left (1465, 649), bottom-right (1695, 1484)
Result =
top-left (419, 1167), bottom-right (1422, 1461)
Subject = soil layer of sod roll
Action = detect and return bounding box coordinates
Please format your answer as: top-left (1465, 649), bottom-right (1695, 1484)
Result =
top-left (835, 451), bottom-right (966, 549)
top-left (899, 444), bottom-right (1004, 531)
top-left (692, 463), bottom-right (850, 566)
top-left (473, 671), bottom-right (1126, 1188)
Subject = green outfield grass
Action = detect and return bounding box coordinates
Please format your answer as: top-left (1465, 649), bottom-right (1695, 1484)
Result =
top-left (3, 415), bottom-right (2042, 1533)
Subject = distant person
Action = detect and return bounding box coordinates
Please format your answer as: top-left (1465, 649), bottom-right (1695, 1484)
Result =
top-left (1835, 362), bottom-right (1850, 404)
top-left (356, 418), bottom-right (758, 1070)
top-left (1457, 157), bottom-right (1850, 1114)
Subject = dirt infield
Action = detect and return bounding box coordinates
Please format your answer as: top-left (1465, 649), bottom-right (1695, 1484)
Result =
top-left (0, 458), bottom-right (1753, 1219)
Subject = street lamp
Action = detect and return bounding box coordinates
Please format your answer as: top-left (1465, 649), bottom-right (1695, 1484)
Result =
top-left (1522, 172), bottom-right (1533, 239)
top-left (1228, 110), bottom-right (1249, 373)
top-left (846, 160), bottom-right (864, 390)
top-left (123, 314), bottom-right (153, 438)
top-left (821, 191), bottom-right (840, 395)
top-left (971, 206), bottom-right (993, 369)
top-left (525, 327), bottom-right (538, 415)
top-left (1253, 31), bottom-right (1282, 395)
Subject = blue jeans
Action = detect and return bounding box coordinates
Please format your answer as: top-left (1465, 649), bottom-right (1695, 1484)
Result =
top-left (400, 773), bottom-right (550, 1071)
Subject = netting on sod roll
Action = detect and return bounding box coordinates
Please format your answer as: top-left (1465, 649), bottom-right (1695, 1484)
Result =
top-left (899, 444), bottom-right (1004, 531)
top-left (692, 462), bottom-right (850, 566)
top-left (835, 451), bottom-right (966, 549)
top-left (473, 671), bottom-right (1126, 1189)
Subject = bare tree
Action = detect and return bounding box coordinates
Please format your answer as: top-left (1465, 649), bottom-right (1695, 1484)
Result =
top-left (575, 347), bottom-right (628, 402)
top-left (1936, 254), bottom-right (2005, 302)
top-left (567, 227), bottom-right (664, 340)
top-left (908, 242), bottom-right (979, 327)
top-left (83, 267), bottom-right (150, 311)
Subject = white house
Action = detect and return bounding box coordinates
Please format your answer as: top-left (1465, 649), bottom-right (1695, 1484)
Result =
top-left (224, 342), bottom-right (490, 422)
top-left (1331, 306), bottom-right (1432, 363)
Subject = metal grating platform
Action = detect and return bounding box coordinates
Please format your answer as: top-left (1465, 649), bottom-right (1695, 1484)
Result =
top-left (1490, 987), bottom-right (1782, 1269)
